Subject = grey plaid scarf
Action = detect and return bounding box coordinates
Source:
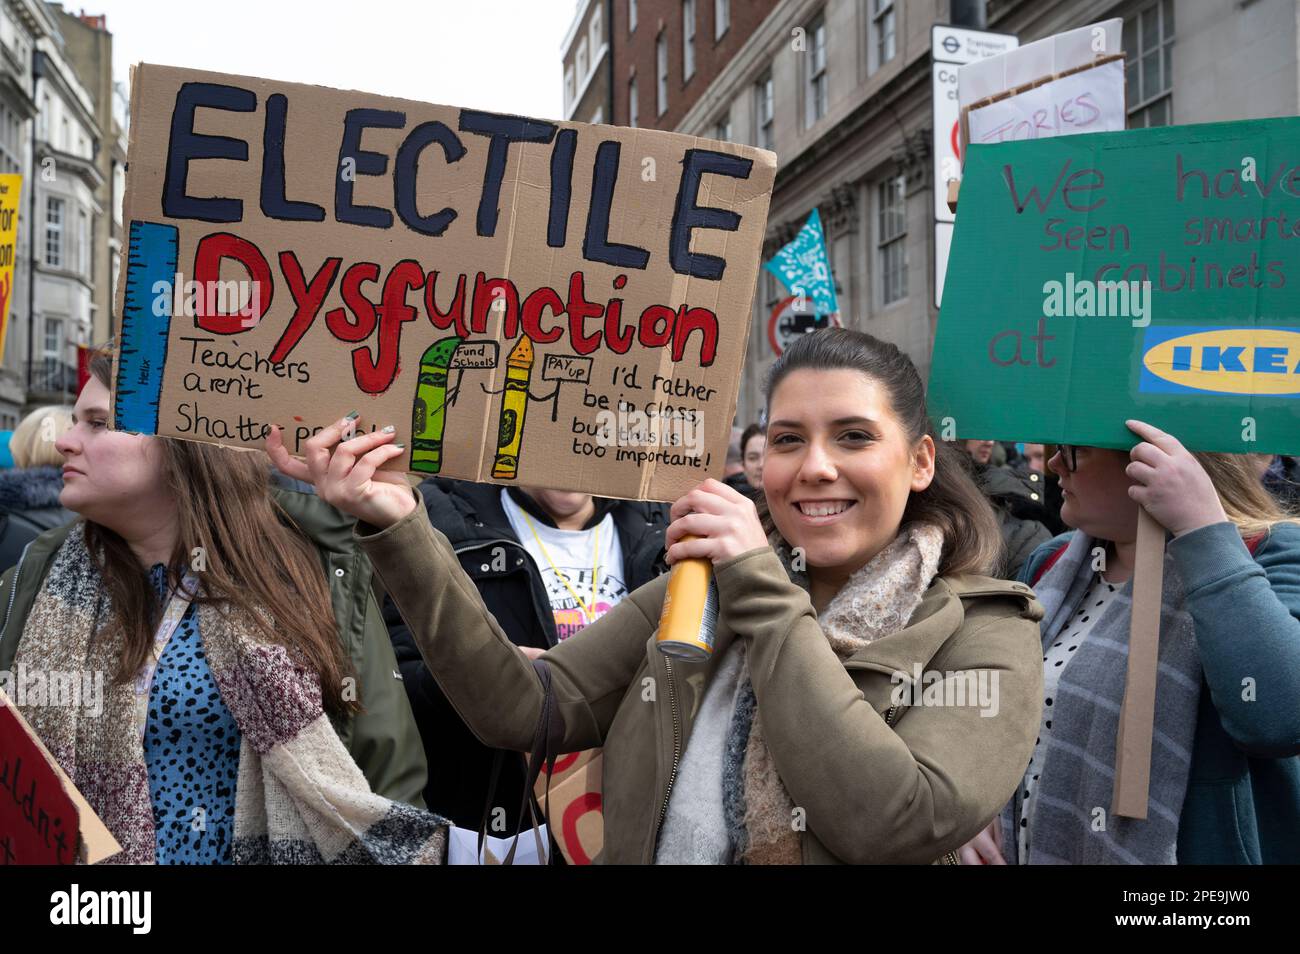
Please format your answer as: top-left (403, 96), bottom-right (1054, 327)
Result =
top-left (999, 531), bottom-right (1201, 864)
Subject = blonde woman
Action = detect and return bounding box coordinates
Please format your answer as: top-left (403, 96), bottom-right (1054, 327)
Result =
top-left (0, 405), bottom-right (74, 570)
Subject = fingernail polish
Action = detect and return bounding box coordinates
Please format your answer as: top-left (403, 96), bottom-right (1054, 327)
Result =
top-left (383, 425), bottom-right (395, 433)
top-left (393, 442), bottom-right (405, 450)
top-left (345, 411), bottom-right (359, 421)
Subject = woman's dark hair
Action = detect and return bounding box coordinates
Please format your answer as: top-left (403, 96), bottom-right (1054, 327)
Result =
top-left (85, 346), bottom-right (359, 716)
top-left (739, 422), bottom-right (764, 460)
top-left (760, 327), bottom-right (1003, 577)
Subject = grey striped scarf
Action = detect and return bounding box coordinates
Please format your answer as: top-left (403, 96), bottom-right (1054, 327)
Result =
top-left (1000, 531), bottom-right (1201, 864)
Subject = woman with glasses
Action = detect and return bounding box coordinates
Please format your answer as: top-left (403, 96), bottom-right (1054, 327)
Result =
top-left (959, 422), bottom-right (1300, 864)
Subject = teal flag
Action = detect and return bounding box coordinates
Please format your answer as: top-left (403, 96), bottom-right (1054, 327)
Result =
top-left (763, 209), bottom-right (839, 316)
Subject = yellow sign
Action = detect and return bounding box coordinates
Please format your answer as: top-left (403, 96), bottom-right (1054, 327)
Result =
top-left (0, 174), bottom-right (21, 360)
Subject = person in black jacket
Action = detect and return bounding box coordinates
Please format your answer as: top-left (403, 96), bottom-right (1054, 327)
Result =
top-left (723, 422), bottom-right (764, 500)
top-left (959, 439), bottom-right (1053, 578)
top-left (384, 477), bottom-right (669, 835)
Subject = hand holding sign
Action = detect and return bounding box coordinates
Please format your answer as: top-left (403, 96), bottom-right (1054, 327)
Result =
top-left (266, 414), bottom-right (417, 529)
top-left (1124, 419), bottom-right (1229, 538)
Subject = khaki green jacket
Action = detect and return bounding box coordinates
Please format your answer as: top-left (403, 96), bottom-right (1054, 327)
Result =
top-left (361, 504), bottom-right (1044, 863)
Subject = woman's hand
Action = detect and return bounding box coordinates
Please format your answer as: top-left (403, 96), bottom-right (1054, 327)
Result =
top-left (1125, 420), bottom-right (1228, 537)
top-left (957, 817), bottom-right (1006, 865)
top-left (665, 478), bottom-right (769, 566)
top-left (266, 413), bottom-right (417, 529)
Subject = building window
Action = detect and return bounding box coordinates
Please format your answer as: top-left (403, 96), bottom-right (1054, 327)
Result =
top-left (0, 103), bottom-right (19, 174)
top-left (755, 70), bottom-right (774, 150)
top-left (628, 76), bottom-right (638, 128)
top-left (79, 208), bottom-right (90, 279)
top-left (714, 112), bottom-right (732, 142)
top-left (577, 38), bottom-right (588, 81)
top-left (806, 14), bottom-right (828, 128)
top-left (45, 196), bottom-right (63, 268)
top-left (877, 175), bottom-right (908, 305)
top-left (872, 0), bottom-right (896, 69)
top-left (564, 65), bottom-right (575, 111)
top-left (44, 316), bottom-right (62, 359)
top-left (1125, 0), bottom-right (1174, 128)
top-left (683, 0), bottom-right (696, 81)
top-left (656, 32), bottom-right (669, 115)
top-left (590, 4), bottom-right (603, 54)
top-left (715, 0), bottom-right (730, 40)
top-left (629, 0), bottom-right (637, 33)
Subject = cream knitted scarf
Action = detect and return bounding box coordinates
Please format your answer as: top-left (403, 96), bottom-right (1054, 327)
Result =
top-left (656, 523), bottom-right (944, 864)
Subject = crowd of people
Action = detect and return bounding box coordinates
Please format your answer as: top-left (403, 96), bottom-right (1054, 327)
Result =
top-left (1, 329), bottom-right (1297, 865)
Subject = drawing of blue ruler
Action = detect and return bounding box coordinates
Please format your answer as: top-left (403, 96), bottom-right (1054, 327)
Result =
top-left (115, 220), bottom-right (179, 434)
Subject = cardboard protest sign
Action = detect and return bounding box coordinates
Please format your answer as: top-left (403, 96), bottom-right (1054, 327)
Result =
top-left (0, 174), bottom-right (20, 359)
top-left (0, 689), bottom-right (121, 864)
top-left (957, 19), bottom-right (1122, 160)
top-left (966, 58), bottom-right (1125, 146)
top-left (929, 117), bottom-right (1300, 457)
top-left (113, 65), bottom-right (776, 502)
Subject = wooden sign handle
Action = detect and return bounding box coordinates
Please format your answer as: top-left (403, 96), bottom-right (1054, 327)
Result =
top-left (1112, 506), bottom-right (1165, 819)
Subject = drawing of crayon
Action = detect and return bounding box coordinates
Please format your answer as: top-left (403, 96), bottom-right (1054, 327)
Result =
top-left (410, 335), bottom-right (462, 473)
top-left (492, 336), bottom-right (535, 480)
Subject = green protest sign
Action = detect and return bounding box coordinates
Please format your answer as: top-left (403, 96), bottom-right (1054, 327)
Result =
top-left (929, 117), bottom-right (1300, 455)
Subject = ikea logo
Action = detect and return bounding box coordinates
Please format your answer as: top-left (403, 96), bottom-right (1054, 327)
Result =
top-left (1140, 327), bottom-right (1300, 397)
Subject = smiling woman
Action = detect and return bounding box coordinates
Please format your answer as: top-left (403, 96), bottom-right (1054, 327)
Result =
top-left (758, 329), bottom-right (1004, 611)
top-left (289, 326), bottom-right (1048, 865)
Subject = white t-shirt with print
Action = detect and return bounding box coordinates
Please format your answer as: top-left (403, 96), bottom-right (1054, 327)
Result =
top-left (501, 490), bottom-right (628, 641)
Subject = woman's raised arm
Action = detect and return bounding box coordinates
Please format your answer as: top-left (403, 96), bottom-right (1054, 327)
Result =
top-left (266, 415), bottom-right (658, 753)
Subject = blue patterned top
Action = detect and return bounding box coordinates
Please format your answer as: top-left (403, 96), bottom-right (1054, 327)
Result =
top-left (142, 565), bottom-right (241, 864)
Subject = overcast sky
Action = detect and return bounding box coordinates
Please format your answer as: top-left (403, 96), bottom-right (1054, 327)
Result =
top-left (85, 0), bottom-right (575, 119)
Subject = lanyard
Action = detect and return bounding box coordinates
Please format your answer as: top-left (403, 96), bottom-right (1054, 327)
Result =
top-left (520, 511), bottom-right (602, 626)
top-left (133, 571), bottom-right (199, 740)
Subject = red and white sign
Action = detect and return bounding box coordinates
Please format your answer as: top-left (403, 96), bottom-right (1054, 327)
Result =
top-left (767, 296), bottom-right (839, 357)
top-left (931, 24), bottom-right (1017, 308)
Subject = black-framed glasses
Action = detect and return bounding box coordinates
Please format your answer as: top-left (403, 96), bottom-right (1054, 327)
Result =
top-left (1058, 444), bottom-right (1080, 473)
